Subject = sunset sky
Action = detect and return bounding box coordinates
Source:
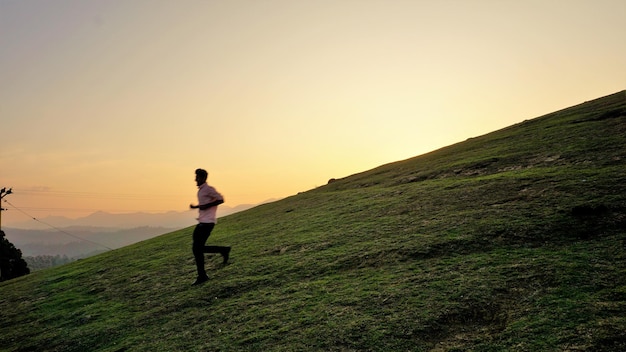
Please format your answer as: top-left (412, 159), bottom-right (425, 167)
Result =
top-left (1, 0), bottom-right (625, 226)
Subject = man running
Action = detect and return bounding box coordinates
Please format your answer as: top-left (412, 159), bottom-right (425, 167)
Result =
top-left (189, 168), bottom-right (230, 285)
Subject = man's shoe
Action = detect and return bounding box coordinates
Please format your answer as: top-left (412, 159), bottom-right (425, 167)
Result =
top-left (192, 275), bottom-right (209, 286)
top-left (222, 247), bottom-right (231, 265)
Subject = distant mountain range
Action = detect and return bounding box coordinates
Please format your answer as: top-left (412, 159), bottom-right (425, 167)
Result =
top-left (6, 226), bottom-right (175, 257)
top-left (5, 202), bottom-right (273, 230)
top-left (3, 200), bottom-right (276, 257)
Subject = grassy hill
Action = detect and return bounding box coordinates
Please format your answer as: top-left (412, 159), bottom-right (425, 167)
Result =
top-left (1, 91), bottom-right (625, 351)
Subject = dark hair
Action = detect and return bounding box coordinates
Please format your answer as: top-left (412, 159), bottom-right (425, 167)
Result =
top-left (195, 168), bottom-right (208, 179)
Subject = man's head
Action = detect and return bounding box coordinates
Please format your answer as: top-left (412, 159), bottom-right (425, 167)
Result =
top-left (195, 168), bottom-right (208, 186)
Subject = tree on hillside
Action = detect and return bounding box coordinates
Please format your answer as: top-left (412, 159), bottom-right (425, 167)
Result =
top-left (25, 254), bottom-right (74, 271)
top-left (0, 230), bottom-right (30, 281)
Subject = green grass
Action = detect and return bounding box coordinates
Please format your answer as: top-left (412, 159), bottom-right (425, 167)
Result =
top-left (1, 91), bottom-right (625, 351)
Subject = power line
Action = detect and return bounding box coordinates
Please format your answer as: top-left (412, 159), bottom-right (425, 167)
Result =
top-left (10, 187), bottom-right (191, 214)
top-left (2, 199), bottom-right (113, 251)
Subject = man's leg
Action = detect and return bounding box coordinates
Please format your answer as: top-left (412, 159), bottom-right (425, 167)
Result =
top-left (200, 223), bottom-right (231, 264)
top-left (192, 224), bottom-right (211, 283)
top-left (205, 245), bottom-right (230, 264)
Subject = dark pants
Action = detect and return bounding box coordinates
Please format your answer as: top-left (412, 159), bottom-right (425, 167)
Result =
top-left (192, 223), bottom-right (227, 276)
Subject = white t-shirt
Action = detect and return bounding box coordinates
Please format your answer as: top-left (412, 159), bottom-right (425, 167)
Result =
top-left (197, 183), bottom-right (223, 223)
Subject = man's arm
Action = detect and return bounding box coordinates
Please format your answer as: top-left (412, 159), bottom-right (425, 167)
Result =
top-left (190, 199), bottom-right (224, 210)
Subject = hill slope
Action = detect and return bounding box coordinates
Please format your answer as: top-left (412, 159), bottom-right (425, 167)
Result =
top-left (1, 91), bottom-right (625, 351)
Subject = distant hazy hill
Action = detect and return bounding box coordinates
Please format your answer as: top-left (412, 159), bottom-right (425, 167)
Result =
top-left (4, 226), bottom-right (176, 257)
top-left (6, 202), bottom-right (271, 230)
top-left (1, 91), bottom-right (624, 351)
top-left (4, 202), bottom-right (273, 257)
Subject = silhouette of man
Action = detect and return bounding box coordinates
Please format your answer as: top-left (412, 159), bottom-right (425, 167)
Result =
top-left (189, 168), bottom-right (230, 285)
